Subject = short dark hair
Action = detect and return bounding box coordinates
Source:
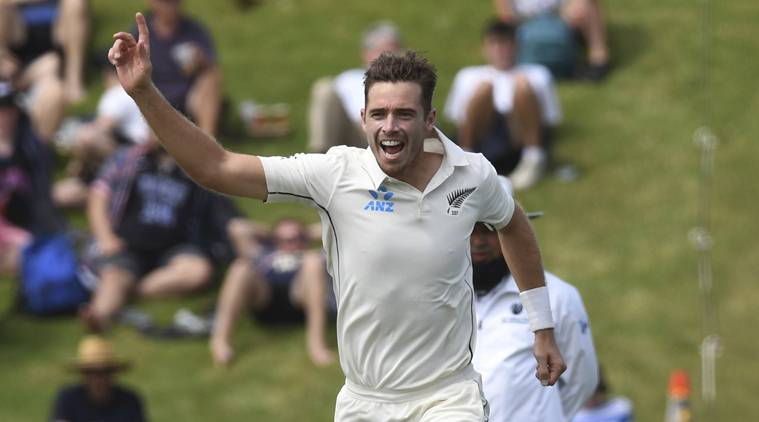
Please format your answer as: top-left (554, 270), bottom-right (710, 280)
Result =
top-left (363, 50), bottom-right (437, 115)
top-left (483, 19), bottom-right (516, 41)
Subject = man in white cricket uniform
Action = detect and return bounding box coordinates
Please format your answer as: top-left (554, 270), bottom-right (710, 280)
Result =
top-left (469, 180), bottom-right (598, 421)
top-left (109, 16), bottom-right (567, 421)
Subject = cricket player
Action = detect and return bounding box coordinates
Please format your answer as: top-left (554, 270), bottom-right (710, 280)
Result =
top-left (108, 14), bottom-right (565, 420)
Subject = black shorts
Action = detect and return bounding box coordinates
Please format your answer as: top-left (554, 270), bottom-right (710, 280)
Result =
top-left (93, 244), bottom-right (207, 280)
top-left (253, 283), bottom-right (305, 325)
top-left (479, 117), bottom-right (554, 175)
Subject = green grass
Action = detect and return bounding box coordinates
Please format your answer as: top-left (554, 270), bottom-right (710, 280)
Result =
top-left (2, 0), bottom-right (758, 420)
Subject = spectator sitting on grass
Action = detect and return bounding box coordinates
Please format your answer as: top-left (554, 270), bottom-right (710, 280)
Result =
top-left (444, 20), bottom-right (561, 190)
top-left (79, 134), bottom-right (216, 332)
top-left (131, 0), bottom-right (222, 135)
top-left (493, 0), bottom-right (610, 80)
top-left (53, 53), bottom-right (150, 209)
top-left (0, 79), bottom-right (62, 277)
top-left (210, 218), bottom-right (335, 367)
top-left (307, 21), bottom-right (403, 152)
top-left (50, 335), bottom-right (147, 422)
top-left (0, 0), bottom-right (89, 140)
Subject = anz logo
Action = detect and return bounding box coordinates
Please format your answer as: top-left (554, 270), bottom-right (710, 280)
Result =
top-left (364, 185), bottom-right (395, 213)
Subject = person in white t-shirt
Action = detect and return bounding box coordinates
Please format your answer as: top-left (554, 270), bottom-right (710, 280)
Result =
top-left (472, 177), bottom-right (598, 422)
top-left (444, 20), bottom-right (561, 190)
top-left (109, 15), bottom-right (566, 420)
top-left (53, 59), bottom-right (149, 208)
top-left (307, 21), bottom-right (403, 152)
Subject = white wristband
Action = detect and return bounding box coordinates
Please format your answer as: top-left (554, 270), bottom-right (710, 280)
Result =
top-left (519, 286), bottom-right (554, 332)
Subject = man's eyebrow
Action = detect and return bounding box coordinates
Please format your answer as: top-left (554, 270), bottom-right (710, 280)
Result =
top-left (367, 106), bottom-right (417, 113)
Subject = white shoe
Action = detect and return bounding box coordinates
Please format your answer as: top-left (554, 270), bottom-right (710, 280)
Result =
top-left (508, 152), bottom-right (547, 190)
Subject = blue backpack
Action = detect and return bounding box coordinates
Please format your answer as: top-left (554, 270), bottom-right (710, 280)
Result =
top-left (516, 13), bottom-right (578, 78)
top-left (20, 233), bottom-right (90, 315)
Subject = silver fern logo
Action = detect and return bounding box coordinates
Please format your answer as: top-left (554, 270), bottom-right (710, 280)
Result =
top-left (446, 187), bottom-right (476, 216)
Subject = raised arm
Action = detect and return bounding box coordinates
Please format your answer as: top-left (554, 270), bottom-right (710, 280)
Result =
top-left (497, 205), bottom-right (567, 386)
top-left (108, 13), bottom-right (267, 200)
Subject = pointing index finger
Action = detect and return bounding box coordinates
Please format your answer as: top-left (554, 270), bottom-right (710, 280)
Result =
top-left (136, 12), bottom-right (150, 45)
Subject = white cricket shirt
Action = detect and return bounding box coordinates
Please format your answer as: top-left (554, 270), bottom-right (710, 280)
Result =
top-left (261, 129), bottom-right (515, 398)
top-left (474, 272), bottom-right (599, 422)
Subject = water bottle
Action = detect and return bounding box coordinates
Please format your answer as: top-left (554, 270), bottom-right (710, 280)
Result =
top-left (665, 369), bottom-right (693, 422)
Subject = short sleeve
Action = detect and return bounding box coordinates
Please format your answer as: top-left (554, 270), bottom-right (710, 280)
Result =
top-left (91, 147), bottom-right (129, 194)
top-left (476, 157), bottom-right (515, 229)
top-left (260, 151), bottom-right (344, 208)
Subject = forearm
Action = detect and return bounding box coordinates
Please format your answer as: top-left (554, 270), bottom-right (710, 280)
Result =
top-left (497, 205), bottom-right (546, 291)
top-left (87, 189), bottom-right (118, 245)
top-left (132, 84), bottom-right (227, 187)
top-left (132, 83), bottom-right (268, 199)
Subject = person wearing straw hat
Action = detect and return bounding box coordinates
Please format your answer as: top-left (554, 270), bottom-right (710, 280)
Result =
top-left (50, 335), bottom-right (146, 422)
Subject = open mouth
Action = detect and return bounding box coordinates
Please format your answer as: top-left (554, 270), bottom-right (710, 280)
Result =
top-left (380, 139), bottom-right (405, 158)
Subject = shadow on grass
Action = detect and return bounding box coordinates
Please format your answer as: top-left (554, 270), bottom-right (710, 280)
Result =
top-left (607, 21), bottom-right (650, 71)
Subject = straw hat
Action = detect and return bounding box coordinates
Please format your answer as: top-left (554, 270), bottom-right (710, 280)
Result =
top-left (69, 335), bottom-right (130, 372)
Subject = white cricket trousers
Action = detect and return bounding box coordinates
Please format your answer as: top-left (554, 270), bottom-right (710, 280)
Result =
top-left (334, 379), bottom-right (489, 422)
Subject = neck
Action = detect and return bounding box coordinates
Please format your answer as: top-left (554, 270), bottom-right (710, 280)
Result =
top-left (399, 149), bottom-right (442, 192)
top-left (87, 386), bottom-right (112, 405)
top-left (153, 15), bottom-right (179, 38)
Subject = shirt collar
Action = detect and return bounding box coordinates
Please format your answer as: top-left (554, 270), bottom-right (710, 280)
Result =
top-left (361, 126), bottom-right (470, 189)
top-left (484, 275), bottom-right (519, 299)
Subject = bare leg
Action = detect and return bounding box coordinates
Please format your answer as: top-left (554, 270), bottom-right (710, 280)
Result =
top-left (53, 0), bottom-right (88, 103)
top-left (209, 258), bottom-right (269, 367)
top-left (83, 266), bottom-right (135, 331)
top-left (457, 81), bottom-right (496, 151)
top-left (562, 0), bottom-right (609, 65)
top-left (507, 74), bottom-right (547, 190)
top-left (52, 176), bottom-right (89, 208)
top-left (0, 222), bottom-right (30, 277)
top-left (187, 65), bottom-right (222, 136)
top-left (136, 253), bottom-right (213, 298)
top-left (508, 74), bottom-right (542, 149)
top-left (19, 53), bottom-right (66, 141)
top-left (0, 1), bottom-right (24, 59)
top-left (291, 251), bottom-right (334, 367)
